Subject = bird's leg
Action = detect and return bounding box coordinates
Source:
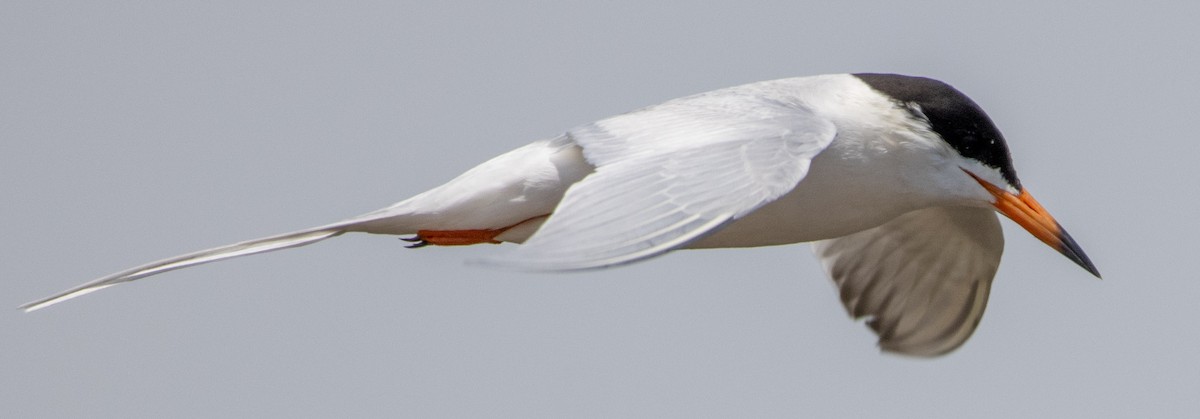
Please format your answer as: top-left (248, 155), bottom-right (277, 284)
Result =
top-left (401, 215), bottom-right (549, 248)
top-left (403, 228), bottom-right (509, 247)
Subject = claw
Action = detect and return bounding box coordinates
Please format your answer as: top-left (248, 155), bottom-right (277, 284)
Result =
top-left (401, 235), bottom-right (429, 248)
top-left (405, 240), bottom-right (429, 249)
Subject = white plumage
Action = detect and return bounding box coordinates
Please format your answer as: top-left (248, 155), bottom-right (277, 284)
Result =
top-left (22, 74), bottom-right (1098, 356)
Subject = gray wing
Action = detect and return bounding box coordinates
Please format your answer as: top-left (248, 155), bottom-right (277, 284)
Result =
top-left (812, 206), bottom-right (1004, 357)
top-left (481, 89), bottom-right (837, 270)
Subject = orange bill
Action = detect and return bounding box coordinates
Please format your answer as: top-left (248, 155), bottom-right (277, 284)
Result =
top-left (966, 170), bottom-right (1101, 278)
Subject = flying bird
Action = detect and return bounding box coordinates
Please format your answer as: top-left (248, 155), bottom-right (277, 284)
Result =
top-left (22, 73), bottom-right (1099, 356)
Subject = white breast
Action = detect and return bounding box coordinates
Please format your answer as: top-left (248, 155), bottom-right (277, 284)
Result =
top-left (688, 82), bottom-right (956, 249)
top-left (688, 133), bottom-right (937, 248)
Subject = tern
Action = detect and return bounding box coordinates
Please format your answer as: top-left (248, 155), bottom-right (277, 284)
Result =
top-left (22, 73), bottom-right (1099, 356)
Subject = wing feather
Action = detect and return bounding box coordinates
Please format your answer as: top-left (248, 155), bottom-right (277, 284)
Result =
top-left (21, 226), bottom-right (345, 312)
top-left (481, 88), bottom-right (836, 270)
top-left (813, 206), bottom-right (1004, 356)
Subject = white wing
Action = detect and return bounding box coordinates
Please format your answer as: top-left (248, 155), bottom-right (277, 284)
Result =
top-left (812, 206), bottom-right (1004, 357)
top-left (482, 88), bottom-right (837, 270)
top-left (20, 226), bottom-right (345, 312)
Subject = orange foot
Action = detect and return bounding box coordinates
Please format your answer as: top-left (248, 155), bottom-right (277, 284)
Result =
top-left (401, 228), bottom-right (510, 248)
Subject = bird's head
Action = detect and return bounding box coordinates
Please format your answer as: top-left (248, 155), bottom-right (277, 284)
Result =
top-left (856, 73), bottom-right (1100, 278)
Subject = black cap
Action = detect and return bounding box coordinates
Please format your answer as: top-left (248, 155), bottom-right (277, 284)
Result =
top-left (853, 73), bottom-right (1020, 189)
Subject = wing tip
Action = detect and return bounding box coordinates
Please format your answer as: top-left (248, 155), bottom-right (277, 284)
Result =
top-left (19, 283), bottom-right (118, 313)
top-left (469, 244), bottom-right (678, 272)
top-left (18, 227), bottom-right (347, 313)
top-left (466, 255), bottom-right (614, 272)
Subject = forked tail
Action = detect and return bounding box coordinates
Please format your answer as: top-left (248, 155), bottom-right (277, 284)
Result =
top-left (20, 226), bottom-right (346, 312)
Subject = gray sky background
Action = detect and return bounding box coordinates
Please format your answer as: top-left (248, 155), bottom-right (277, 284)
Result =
top-left (3, 1), bottom-right (1197, 417)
